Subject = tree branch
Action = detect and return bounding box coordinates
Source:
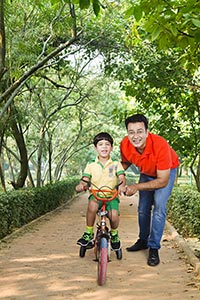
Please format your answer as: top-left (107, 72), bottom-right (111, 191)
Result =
top-left (0, 30), bottom-right (82, 105)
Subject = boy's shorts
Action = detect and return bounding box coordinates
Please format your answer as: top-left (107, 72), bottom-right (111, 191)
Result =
top-left (88, 194), bottom-right (120, 215)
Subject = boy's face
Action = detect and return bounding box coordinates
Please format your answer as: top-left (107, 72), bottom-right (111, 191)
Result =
top-left (94, 139), bottom-right (113, 158)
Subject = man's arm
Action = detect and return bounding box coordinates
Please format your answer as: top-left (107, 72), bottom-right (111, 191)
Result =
top-left (125, 169), bottom-right (170, 196)
top-left (121, 161), bottom-right (131, 170)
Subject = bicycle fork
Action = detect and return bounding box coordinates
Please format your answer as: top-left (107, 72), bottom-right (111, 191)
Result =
top-left (94, 213), bottom-right (110, 261)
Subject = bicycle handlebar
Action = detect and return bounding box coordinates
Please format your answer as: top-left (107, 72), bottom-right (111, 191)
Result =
top-left (81, 178), bottom-right (122, 201)
top-left (90, 188), bottom-right (118, 201)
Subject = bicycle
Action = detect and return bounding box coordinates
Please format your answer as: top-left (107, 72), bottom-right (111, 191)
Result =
top-left (78, 180), bottom-right (122, 286)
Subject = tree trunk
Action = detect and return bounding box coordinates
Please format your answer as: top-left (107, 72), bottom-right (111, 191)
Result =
top-left (0, 0), bottom-right (6, 80)
top-left (10, 107), bottom-right (28, 189)
top-left (190, 154), bottom-right (200, 192)
top-left (36, 127), bottom-right (45, 187)
top-left (196, 156), bottom-right (200, 192)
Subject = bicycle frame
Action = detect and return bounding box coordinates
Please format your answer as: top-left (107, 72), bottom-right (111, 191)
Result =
top-left (90, 188), bottom-right (120, 286)
top-left (78, 180), bottom-right (122, 286)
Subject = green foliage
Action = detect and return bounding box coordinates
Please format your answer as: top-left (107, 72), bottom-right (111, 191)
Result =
top-left (0, 177), bottom-right (79, 239)
top-left (167, 186), bottom-right (200, 238)
top-left (104, 40), bottom-right (200, 189)
top-left (5, 0), bottom-right (75, 80)
top-left (77, 0), bottom-right (101, 15)
top-left (124, 0), bottom-right (200, 72)
top-left (1, 0), bottom-right (200, 192)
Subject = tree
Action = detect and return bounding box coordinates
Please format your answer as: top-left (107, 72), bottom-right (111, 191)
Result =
top-left (105, 42), bottom-right (200, 190)
top-left (79, 0), bottom-right (200, 191)
top-left (124, 0), bottom-right (200, 72)
top-left (81, 0), bottom-right (200, 72)
top-left (0, 0), bottom-right (82, 189)
top-left (1, 0), bottom-right (199, 192)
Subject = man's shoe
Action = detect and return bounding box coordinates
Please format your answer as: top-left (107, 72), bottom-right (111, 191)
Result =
top-left (111, 231), bottom-right (121, 251)
top-left (126, 239), bottom-right (148, 252)
top-left (77, 232), bottom-right (94, 247)
top-left (147, 248), bottom-right (160, 266)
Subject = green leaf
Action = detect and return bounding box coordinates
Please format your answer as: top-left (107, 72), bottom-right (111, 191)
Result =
top-left (79, 0), bottom-right (90, 10)
top-left (124, 6), bottom-right (135, 19)
top-left (192, 18), bottom-right (200, 28)
top-left (92, 0), bottom-right (100, 16)
top-left (170, 24), bottom-right (178, 37)
top-left (134, 5), bottom-right (143, 22)
top-left (72, 0), bottom-right (80, 4)
top-left (194, 32), bottom-right (200, 42)
top-left (151, 26), bottom-right (161, 41)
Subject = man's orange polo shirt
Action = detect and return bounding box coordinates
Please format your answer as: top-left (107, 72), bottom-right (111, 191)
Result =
top-left (120, 133), bottom-right (179, 177)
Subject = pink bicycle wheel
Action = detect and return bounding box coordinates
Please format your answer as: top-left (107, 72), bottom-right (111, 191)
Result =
top-left (98, 237), bottom-right (108, 286)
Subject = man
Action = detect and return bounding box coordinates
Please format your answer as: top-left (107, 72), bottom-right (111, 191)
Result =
top-left (120, 114), bottom-right (179, 266)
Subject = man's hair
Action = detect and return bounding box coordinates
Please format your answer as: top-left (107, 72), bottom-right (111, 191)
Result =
top-left (125, 114), bottom-right (149, 130)
top-left (93, 132), bottom-right (113, 146)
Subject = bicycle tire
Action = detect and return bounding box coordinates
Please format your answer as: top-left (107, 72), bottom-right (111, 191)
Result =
top-left (98, 237), bottom-right (108, 286)
top-left (79, 246), bottom-right (86, 257)
top-left (116, 248), bottom-right (122, 260)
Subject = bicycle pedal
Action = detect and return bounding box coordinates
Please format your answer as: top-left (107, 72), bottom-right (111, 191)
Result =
top-left (111, 247), bottom-right (121, 252)
top-left (93, 258), bottom-right (99, 262)
top-left (97, 210), bottom-right (108, 216)
top-left (86, 241), bottom-right (94, 249)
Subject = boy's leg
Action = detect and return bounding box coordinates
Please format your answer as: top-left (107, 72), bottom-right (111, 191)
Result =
top-left (107, 198), bottom-right (121, 250)
top-left (77, 199), bottom-right (98, 246)
top-left (108, 209), bottom-right (119, 229)
top-left (86, 199), bottom-right (99, 226)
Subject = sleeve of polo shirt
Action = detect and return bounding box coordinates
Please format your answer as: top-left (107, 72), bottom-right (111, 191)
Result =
top-left (156, 139), bottom-right (172, 170)
top-left (82, 163), bottom-right (92, 179)
top-left (116, 161), bottom-right (126, 175)
top-left (120, 138), bottom-right (129, 163)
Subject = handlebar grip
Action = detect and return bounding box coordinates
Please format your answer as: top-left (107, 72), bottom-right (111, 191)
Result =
top-left (115, 181), bottom-right (123, 190)
top-left (81, 177), bottom-right (91, 189)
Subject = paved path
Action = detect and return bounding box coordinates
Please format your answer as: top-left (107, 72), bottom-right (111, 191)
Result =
top-left (0, 193), bottom-right (199, 300)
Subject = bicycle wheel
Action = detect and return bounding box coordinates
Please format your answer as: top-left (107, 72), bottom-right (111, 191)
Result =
top-left (116, 248), bottom-right (122, 260)
top-left (98, 237), bottom-right (108, 286)
top-left (79, 246), bottom-right (86, 257)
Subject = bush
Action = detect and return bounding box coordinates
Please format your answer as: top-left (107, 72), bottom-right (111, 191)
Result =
top-left (0, 177), bottom-right (79, 239)
top-left (167, 185), bottom-right (200, 239)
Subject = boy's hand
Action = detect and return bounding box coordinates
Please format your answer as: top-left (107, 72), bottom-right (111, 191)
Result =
top-left (118, 185), bottom-right (127, 196)
top-left (75, 183), bottom-right (87, 193)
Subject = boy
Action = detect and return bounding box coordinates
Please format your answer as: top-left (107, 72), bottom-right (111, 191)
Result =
top-left (76, 132), bottom-right (126, 250)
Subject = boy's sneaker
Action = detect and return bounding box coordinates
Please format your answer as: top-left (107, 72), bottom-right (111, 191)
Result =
top-left (110, 231), bottom-right (121, 250)
top-left (77, 232), bottom-right (94, 247)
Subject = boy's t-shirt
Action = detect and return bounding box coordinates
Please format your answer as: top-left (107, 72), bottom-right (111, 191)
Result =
top-left (83, 157), bottom-right (125, 189)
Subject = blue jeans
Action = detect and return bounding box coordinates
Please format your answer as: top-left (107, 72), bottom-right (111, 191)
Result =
top-left (138, 168), bottom-right (177, 249)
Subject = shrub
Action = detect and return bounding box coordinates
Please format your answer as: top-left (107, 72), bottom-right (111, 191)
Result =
top-left (0, 177), bottom-right (79, 239)
top-left (167, 185), bottom-right (200, 239)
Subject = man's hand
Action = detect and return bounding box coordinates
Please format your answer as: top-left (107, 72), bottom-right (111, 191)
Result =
top-left (125, 184), bottom-right (138, 196)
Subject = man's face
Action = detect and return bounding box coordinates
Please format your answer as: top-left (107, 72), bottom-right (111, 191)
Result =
top-left (127, 122), bottom-right (148, 150)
